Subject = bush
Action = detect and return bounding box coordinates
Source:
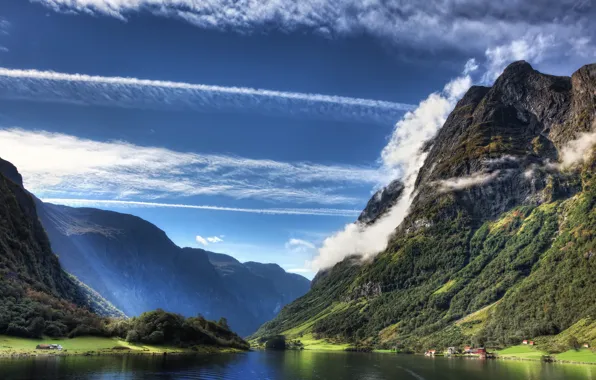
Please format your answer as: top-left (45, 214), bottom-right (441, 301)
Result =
top-left (147, 330), bottom-right (165, 344)
top-left (126, 329), bottom-right (140, 343)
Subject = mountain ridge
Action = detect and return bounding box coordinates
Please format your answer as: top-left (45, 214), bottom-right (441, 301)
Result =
top-left (253, 61), bottom-right (596, 352)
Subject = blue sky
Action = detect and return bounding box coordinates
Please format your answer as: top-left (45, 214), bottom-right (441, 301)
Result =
top-left (0, 0), bottom-right (594, 278)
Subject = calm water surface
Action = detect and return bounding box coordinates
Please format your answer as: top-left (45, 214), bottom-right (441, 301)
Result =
top-left (1, 351), bottom-right (596, 380)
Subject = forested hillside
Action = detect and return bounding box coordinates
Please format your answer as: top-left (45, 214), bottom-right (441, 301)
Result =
top-left (0, 158), bottom-right (248, 350)
top-left (0, 159), bottom-right (121, 338)
top-left (253, 61), bottom-right (596, 352)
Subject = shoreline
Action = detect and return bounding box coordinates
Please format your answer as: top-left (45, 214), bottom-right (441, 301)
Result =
top-left (0, 335), bottom-right (246, 359)
top-left (0, 346), bottom-right (246, 359)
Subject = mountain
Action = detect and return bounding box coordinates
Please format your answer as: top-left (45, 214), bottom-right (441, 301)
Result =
top-left (253, 61), bottom-right (596, 352)
top-left (31, 196), bottom-right (309, 336)
top-left (0, 158), bottom-right (122, 338)
top-left (207, 251), bottom-right (310, 323)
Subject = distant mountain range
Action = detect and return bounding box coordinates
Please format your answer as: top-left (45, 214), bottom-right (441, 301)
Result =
top-left (0, 158), bottom-right (309, 336)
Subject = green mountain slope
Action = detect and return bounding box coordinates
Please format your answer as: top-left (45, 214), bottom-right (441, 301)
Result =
top-left (0, 159), bottom-right (121, 338)
top-left (253, 61), bottom-right (596, 352)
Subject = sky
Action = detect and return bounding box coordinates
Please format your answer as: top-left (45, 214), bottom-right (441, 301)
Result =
top-left (0, 0), bottom-right (594, 279)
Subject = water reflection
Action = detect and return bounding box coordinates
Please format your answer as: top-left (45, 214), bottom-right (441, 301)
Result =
top-left (2, 351), bottom-right (596, 380)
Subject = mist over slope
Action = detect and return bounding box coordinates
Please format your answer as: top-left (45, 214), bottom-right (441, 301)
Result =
top-left (253, 61), bottom-right (596, 351)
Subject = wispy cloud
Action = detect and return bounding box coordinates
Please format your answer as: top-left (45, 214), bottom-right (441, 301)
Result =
top-left (196, 235), bottom-right (224, 246)
top-left (41, 199), bottom-right (361, 217)
top-left (0, 128), bottom-right (383, 205)
top-left (195, 235), bottom-right (208, 246)
top-left (437, 171), bottom-right (501, 192)
top-left (35, 0), bottom-right (595, 55)
top-left (285, 238), bottom-right (316, 250)
top-left (0, 67), bottom-right (413, 124)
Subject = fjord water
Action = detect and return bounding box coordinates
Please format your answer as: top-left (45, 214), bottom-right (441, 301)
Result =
top-left (2, 352), bottom-right (596, 380)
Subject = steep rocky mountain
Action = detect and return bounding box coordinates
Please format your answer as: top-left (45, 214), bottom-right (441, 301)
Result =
top-left (0, 159), bottom-right (122, 338)
top-left (27, 195), bottom-right (308, 336)
top-left (253, 61), bottom-right (596, 352)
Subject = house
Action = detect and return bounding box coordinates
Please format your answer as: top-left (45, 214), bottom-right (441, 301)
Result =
top-left (476, 348), bottom-right (487, 359)
top-left (447, 347), bottom-right (457, 355)
top-left (529, 341), bottom-right (535, 346)
top-left (522, 340), bottom-right (528, 345)
top-left (425, 349), bottom-right (436, 356)
top-left (584, 343), bottom-right (590, 348)
top-left (464, 345), bottom-right (472, 353)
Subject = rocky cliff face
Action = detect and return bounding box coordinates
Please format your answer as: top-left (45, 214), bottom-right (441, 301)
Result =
top-left (253, 61), bottom-right (596, 350)
top-left (409, 61), bottom-right (586, 227)
top-left (358, 179), bottom-right (404, 224)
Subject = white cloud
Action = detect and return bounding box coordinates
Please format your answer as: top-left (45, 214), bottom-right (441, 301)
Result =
top-left (559, 123), bottom-right (596, 169)
top-left (286, 238), bottom-right (316, 250)
top-left (195, 235), bottom-right (208, 246)
top-left (482, 34), bottom-right (560, 83)
top-left (437, 171), bottom-right (500, 192)
top-left (463, 58), bottom-right (479, 75)
top-left (286, 268), bottom-right (312, 274)
top-left (0, 128), bottom-right (382, 205)
top-left (0, 67), bottom-right (413, 124)
top-left (206, 236), bottom-right (224, 243)
top-left (41, 198), bottom-right (361, 217)
top-left (34, 0), bottom-right (595, 58)
top-left (311, 65), bottom-right (474, 269)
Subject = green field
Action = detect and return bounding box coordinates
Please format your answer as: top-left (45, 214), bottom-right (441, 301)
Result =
top-left (495, 345), bottom-right (546, 360)
top-left (296, 334), bottom-right (350, 351)
top-left (555, 349), bottom-right (596, 363)
top-left (0, 335), bottom-right (239, 357)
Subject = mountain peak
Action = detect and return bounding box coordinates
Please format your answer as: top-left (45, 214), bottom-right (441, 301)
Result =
top-left (0, 157), bottom-right (24, 188)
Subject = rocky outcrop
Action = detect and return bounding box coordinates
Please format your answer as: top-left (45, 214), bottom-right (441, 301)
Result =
top-left (0, 158), bottom-right (23, 188)
top-left (358, 179), bottom-right (405, 224)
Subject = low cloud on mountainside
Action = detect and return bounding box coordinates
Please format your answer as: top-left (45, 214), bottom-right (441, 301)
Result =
top-left (310, 60), bottom-right (477, 270)
top-left (437, 171), bottom-right (501, 192)
top-left (559, 121), bottom-right (596, 169)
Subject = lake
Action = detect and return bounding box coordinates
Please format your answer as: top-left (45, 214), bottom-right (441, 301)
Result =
top-left (2, 351), bottom-right (596, 380)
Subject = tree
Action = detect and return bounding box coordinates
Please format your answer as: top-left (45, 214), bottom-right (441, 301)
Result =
top-left (265, 335), bottom-right (286, 350)
top-left (126, 329), bottom-right (140, 343)
top-left (27, 317), bottom-right (46, 338)
top-left (568, 336), bottom-right (581, 351)
top-left (218, 317), bottom-right (229, 329)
